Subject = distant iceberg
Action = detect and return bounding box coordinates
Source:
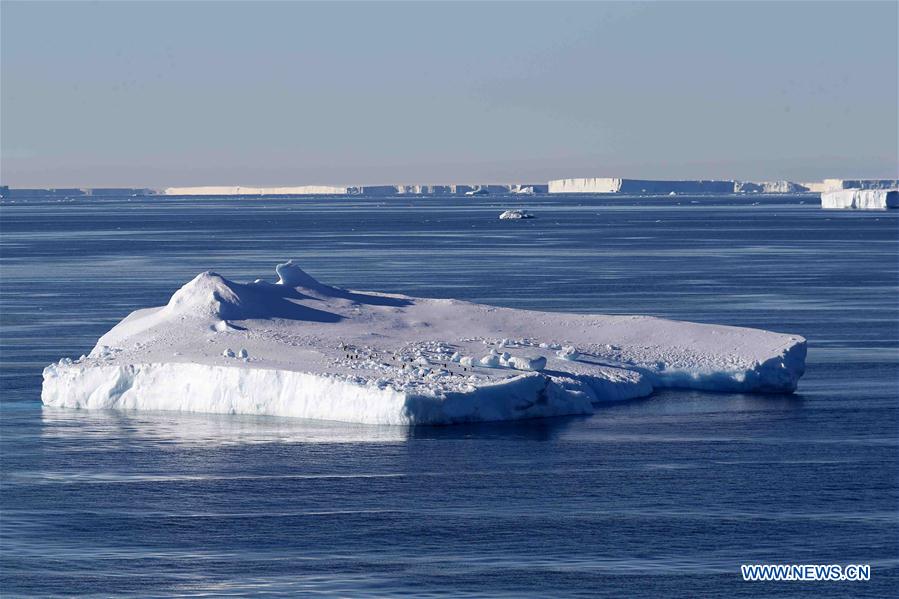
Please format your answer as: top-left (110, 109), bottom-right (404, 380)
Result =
top-left (821, 189), bottom-right (898, 210)
top-left (43, 262), bottom-right (806, 426)
top-left (499, 209), bottom-right (534, 220)
top-left (734, 181), bottom-right (809, 193)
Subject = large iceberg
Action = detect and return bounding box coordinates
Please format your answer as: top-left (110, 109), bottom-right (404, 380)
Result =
top-left (42, 262), bottom-right (806, 425)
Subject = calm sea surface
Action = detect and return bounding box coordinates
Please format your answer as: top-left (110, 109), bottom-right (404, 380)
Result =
top-left (1, 194), bottom-right (897, 597)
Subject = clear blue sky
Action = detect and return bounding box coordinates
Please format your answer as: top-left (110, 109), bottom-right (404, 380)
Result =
top-left (2, 1), bottom-right (897, 187)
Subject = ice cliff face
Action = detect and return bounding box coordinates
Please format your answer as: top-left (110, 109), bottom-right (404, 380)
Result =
top-left (361, 184), bottom-right (548, 196)
top-left (43, 262), bottom-right (807, 426)
top-left (162, 184), bottom-right (549, 197)
top-left (734, 181), bottom-right (809, 193)
top-left (821, 189), bottom-right (898, 210)
top-left (548, 178), bottom-right (735, 194)
top-left (164, 186), bottom-right (350, 196)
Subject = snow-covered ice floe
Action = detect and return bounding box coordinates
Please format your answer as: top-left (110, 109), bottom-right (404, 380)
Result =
top-left (499, 209), bottom-right (534, 220)
top-left (43, 261), bottom-right (807, 426)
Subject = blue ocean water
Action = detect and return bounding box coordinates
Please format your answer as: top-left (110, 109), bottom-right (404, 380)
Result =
top-left (1, 193), bottom-right (897, 597)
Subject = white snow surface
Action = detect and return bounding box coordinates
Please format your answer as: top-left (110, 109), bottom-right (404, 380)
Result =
top-left (821, 189), bottom-right (898, 210)
top-left (42, 261), bottom-right (807, 426)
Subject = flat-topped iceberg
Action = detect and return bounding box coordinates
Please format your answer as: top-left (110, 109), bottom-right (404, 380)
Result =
top-left (42, 262), bottom-right (806, 425)
top-left (821, 189), bottom-right (898, 210)
top-left (734, 180), bottom-right (809, 193)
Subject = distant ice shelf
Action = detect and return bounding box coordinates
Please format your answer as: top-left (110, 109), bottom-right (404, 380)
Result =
top-left (162, 184), bottom-right (550, 197)
top-left (5, 179), bottom-right (897, 199)
top-left (548, 178), bottom-right (736, 194)
top-left (164, 185), bottom-right (350, 196)
top-left (43, 262), bottom-right (807, 426)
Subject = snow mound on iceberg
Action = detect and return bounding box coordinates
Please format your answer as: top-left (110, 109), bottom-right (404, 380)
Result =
top-left (166, 271), bottom-right (246, 319)
top-left (170, 262), bottom-right (338, 319)
top-left (275, 260), bottom-right (335, 291)
top-left (43, 261), bottom-right (807, 426)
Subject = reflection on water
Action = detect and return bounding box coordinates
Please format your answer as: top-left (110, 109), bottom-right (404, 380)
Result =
top-left (34, 405), bottom-right (586, 446)
top-left (38, 404), bottom-right (416, 445)
top-left (32, 392), bottom-right (816, 448)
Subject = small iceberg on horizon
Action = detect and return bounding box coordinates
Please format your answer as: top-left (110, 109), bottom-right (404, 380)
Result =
top-left (499, 209), bottom-right (534, 220)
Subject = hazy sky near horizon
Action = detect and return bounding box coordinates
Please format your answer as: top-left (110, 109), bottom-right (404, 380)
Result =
top-left (2, 1), bottom-right (897, 187)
